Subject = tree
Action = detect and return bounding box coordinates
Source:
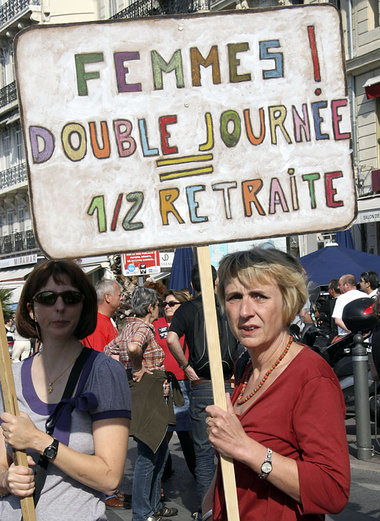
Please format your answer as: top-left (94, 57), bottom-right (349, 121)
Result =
top-left (0, 288), bottom-right (14, 322)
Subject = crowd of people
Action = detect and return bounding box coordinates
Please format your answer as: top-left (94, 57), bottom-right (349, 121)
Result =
top-left (2, 249), bottom-right (380, 521)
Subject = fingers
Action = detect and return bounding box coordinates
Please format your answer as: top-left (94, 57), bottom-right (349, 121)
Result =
top-left (0, 412), bottom-right (13, 422)
top-left (6, 464), bottom-right (35, 497)
top-left (225, 393), bottom-right (234, 414)
top-left (27, 456), bottom-right (36, 467)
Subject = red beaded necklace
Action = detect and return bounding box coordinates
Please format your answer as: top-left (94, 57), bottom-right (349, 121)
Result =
top-left (237, 336), bottom-right (293, 405)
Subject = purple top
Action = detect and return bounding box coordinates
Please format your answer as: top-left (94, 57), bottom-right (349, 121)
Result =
top-left (0, 350), bottom-right (131, 521)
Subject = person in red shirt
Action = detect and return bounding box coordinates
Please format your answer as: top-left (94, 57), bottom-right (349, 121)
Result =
top-left (203, 248), bottom-right (350, 521)
top-left (154, 290), bottom-right (195, 479)
top-left (83, 279), bottom-right (122, 352)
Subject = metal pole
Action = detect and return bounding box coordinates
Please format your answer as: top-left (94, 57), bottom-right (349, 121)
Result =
top-left (352, 333), bottom-right (373, 460)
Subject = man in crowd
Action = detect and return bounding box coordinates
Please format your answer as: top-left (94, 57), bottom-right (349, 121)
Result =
top-left (332, 274), bottom-right (364, 337)
top-left (83, 279), bottom-right (122, 351)
top-left (167, 264), bottom-right (239, 521)
top-left (359, 270), bottom-right (379, 298)
top-left (327, 278), bottom-right (341, 339)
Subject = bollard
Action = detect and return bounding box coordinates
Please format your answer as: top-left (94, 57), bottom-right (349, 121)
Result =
top-left (352, 333), bottom-right (373, 460)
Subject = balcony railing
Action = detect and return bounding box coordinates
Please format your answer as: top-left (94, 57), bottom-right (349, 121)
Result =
top-left (0, 81), bottom-right (17, 109)
top-left (0, 229), bottom-right (36, 254)
top-left (0, 162), bottom-right (27, 190)
top-left (0, 0), bottom-right (41, 28)
top-left (111, 0), bottom-right (210, 19)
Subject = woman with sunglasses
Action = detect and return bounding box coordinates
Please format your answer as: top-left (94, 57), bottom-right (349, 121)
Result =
top-left (0, 260), bottom-right (131, 521)
top-left (154, 290), bottom-right (195, 480)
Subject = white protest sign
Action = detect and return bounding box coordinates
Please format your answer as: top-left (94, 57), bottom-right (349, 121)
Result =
top-left (15, 5), bottom-right (354, 259)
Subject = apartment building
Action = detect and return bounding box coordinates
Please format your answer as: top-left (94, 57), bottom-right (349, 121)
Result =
top-left (0, 0), bottom-right (378, 304)
top-left (0, 0), bottom-right (101, 302)
top-left (339, 0), bottom-right (380, 254)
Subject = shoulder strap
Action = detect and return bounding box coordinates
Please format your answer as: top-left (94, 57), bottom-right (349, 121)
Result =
top-left (32, 347), bottom-right (93, 508)
top-left (61, 347), bottom-right (93, 400)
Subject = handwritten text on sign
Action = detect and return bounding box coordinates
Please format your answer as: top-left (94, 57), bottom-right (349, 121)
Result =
top-left (15, 6), bottom-right (355, 258)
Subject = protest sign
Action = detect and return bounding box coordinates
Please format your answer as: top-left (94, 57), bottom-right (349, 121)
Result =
top-left (15, 4), bottom-right (354, 259)
top-left (12, 7), bottom-right (353, 520)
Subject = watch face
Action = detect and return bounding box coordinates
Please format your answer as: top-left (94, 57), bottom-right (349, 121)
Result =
top-left (261, 462), bottom-right (272, 474)
top-left (44, 445), bottom-right (57, 460)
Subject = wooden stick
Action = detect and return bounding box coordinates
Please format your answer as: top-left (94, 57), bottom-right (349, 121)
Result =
top-left (0, 303), bottom-right (36, 521)
top-left (197, 245), bottom-right (240, 521)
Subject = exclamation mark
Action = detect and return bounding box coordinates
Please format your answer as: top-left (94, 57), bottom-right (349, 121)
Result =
top-left (307, 26), bottom-right (321, 96)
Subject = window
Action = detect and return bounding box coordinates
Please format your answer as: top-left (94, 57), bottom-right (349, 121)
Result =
top-left (15, 127), bottom-right (24, 161)
top-left (18, 205), bottom-right (25, 232)
top-left (7, 209), bottom-right (14, 234)
top-left (3, 128), bottom-right (11, 168)
top-left (368, 0), bottom-right (379, 30)
top-left (109, 0), bottom-right (118, 16)
top-left (0, 49), bottom-right (6, 89)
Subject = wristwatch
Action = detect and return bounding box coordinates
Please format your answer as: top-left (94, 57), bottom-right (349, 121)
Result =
top-left (258, 448), bottom-right (273, 479)
top-left (43, 438), bottom-right (59, 461)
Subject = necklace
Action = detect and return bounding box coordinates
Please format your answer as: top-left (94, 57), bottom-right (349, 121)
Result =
top-left (38, 348), bottom-right (80, 393)
top-left (237, 335), bottom-right (293, 405)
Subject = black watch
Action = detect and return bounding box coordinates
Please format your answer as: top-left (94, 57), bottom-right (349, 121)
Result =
top-left (258, 448), bottom-right (273, 479)
top-left (43, 438), bottom-right (59, 461)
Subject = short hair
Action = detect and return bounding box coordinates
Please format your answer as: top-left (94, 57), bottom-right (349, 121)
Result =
top-left (340, 274), bottom-right (357, 287)
top-left (164, 289), bottom-right (191, 304)
top-left (361, 271), bottom-right (379, 290)
top-left (95, 279), bottom-right (121, 304)
top-left (328, 279), bottom-right (341, 294)
top-left (16, 260), bottom-right (97, 340)
top-left (131, 287), bottom-right (158, 317)
top-left (191, 263), bottom-right (217, 293)
top-left (217, 248), bottom-right (307, 325)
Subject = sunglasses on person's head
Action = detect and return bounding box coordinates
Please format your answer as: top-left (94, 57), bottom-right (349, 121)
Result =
top-left (164, 301), bottom-right (180, 307)
top-left (33, 290), bottom-right (84, 306)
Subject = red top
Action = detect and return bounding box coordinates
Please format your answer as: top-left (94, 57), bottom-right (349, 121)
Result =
top-left (154, 316), bottom-right (188, 380)
top-left (82, 312), bottom-right (119, 352)
top-left (213, 346), bottom-right (350, 521)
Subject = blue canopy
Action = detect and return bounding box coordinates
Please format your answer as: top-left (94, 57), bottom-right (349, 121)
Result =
top-left (299, 245), bottom-right (380, 286)
top-left (168, 247), bottom-right (194, 291)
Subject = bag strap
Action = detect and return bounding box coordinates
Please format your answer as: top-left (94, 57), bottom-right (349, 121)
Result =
top-left (61, 347), bottom-right (92, 400)
top-left (32, 347), bottom-right (92, 508)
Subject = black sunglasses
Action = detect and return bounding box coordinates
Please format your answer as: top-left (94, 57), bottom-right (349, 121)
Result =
top-left (33, 290), bottom-right (84, 306)
top-left (164, 301), bottom-right (181, 307)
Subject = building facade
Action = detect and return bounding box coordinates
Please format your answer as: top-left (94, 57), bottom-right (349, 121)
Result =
top-left (339, 0), bottom-right (380, 254)
top-left (0, 0), bottom-right (378, 303)
top-left (0, 0), bottom-right (101, 301)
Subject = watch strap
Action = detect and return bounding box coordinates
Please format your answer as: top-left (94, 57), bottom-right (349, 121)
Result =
top-left (258, 447), bottom-right (273, 479)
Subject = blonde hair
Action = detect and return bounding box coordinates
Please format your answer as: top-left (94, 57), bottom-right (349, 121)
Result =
top-left (217, 248), bottom-right (307, 325)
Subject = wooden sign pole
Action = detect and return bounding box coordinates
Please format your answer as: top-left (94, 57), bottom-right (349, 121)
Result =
top-left (0, 303), bottom-right (36, 521)
top-left (197, 246), bottom-right (240, 521)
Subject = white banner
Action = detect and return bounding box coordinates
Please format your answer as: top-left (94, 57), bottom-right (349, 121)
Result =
top-left (15, 5), bottom-right (356, 258)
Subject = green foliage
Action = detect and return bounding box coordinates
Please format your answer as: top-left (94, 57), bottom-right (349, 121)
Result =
top-left (0, 287), bottom-right (14, 322)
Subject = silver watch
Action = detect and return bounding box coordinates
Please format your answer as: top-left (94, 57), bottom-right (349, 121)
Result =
top-left (258, 448), bottom-right (273, 479)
